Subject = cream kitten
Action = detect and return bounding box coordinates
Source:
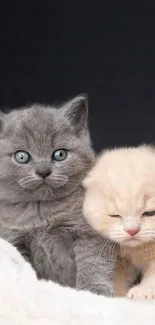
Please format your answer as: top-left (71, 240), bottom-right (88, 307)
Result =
top-left (83, 145), bottom-right (155, 299)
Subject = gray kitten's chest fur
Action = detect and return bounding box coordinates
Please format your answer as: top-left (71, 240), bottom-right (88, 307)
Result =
top-left (0, 189), bottom-right (111, 290)
top-left (0, 197), bottom-right (77, 286)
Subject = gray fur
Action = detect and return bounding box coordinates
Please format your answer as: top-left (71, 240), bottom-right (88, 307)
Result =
top-left (0, 95), bottom-right (115, 295)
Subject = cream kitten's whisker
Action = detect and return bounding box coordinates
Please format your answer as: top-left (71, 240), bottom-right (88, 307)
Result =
top-left (99, 239), bottom-right (116, 260)
top-left (110, 241), bottom-right (118, 260)
top-left (108, 241), bottom-right (117, 260)
top-left (147, 241), bottom-right (154, 260)
top-left (99, 238), bottom-right (110, 255)
top-left (120, 244), bottom-right (125, 258)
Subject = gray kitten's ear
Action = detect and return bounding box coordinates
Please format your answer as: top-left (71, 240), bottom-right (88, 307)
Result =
top-left (0, 112), bottom-right (7, 134)
top-left (63, 94), bottom-right (88, 133)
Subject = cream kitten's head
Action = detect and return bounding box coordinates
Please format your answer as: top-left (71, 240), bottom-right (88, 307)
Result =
top-left (83, 145), bottom-right (155, 247)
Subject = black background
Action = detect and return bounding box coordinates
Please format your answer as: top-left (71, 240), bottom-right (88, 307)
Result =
top-left (0, 2), bottom-right (155, 152)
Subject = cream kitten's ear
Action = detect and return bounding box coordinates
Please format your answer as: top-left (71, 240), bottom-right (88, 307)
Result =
top-left (82, 173), bottom-right (94, 189)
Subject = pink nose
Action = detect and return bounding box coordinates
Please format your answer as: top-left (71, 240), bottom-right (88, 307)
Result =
top-left (126, 228), bottom-right (140, 236)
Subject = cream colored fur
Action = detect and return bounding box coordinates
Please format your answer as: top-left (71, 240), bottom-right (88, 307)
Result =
top-left (83, 145), bottom-right (155, 299)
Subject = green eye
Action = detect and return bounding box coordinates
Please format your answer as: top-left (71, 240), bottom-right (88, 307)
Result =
top-left (142, 211), bottom-right (155, 217)
top-left (52, 149), bottom-right (68, 162)
top-left (14, 151), bottom-right (31, 164)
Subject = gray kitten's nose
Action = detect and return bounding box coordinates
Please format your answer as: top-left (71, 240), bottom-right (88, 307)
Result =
top-left (36, 169), bottom-right (51, 179)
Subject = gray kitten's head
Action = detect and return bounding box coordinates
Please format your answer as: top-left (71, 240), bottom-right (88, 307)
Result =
top-left (0, 95), bottom-right (95, 203)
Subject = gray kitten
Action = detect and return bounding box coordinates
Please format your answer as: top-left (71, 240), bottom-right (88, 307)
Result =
top-left (0, 95), bottom-right (115, 295)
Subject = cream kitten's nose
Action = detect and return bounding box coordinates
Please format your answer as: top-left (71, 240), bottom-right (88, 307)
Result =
top-left (126, 228), bottom-right (140, 236)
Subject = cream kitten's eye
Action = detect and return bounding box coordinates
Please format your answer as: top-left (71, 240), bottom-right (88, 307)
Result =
top-left (142, 211), bottom-right (155, 217)
top-left (109, 215), bottom-right (121, 218)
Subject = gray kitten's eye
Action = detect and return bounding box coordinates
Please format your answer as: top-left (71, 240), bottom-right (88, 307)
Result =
top-left (14, 151), bottom-right (31, 164)
top-left (52, 149), bottom-right (68, 162)
top-left (142, 211), bottom-right (155, 217)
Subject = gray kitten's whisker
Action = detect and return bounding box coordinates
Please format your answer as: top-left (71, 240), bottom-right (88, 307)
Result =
top-left (20, 175), bottom-right (37, 180)
top-left (52, 175), bottom-right (68, 180)
top-left (18, 177), bottom-right (43, 190)
top-left (18, 180), bottom-right (40, 186)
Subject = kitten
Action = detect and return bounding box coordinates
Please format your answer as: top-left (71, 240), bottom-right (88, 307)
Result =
top-left (83, 145), bottom-right (155, 299)
top-left (0, 95), bottom-right (115, 296)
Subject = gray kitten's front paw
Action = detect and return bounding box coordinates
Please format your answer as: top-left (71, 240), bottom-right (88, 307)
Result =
top-left (92, 287), bottom-right (114, 297)
top-left (76, 284), bottom-right (114, 296)
top-left (16, 245), bottom-right (31, 263)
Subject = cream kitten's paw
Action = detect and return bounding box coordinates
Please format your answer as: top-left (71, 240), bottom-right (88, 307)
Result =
top-left (127, 285), bottom-right (155, 299)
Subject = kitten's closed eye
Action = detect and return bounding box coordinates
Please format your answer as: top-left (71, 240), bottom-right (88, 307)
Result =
top-left (142, 211), bottom-right (155, 217)
top-left (109, 215), bottom-right (121, 218)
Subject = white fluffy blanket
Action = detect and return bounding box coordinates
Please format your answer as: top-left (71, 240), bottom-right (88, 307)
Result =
top-left (0, 238), bottom-right (155, 325)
